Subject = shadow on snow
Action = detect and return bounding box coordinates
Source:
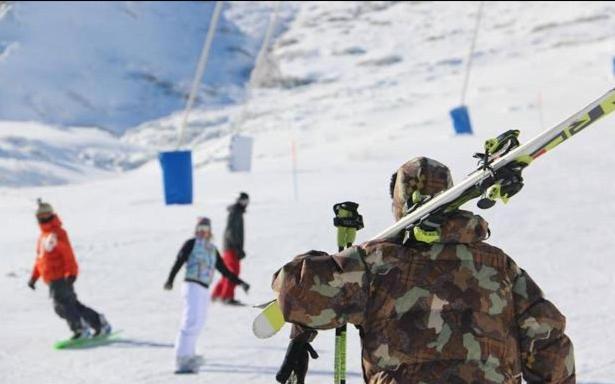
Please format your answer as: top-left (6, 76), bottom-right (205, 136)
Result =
top-left (200, 362), bottom-right (362, 378)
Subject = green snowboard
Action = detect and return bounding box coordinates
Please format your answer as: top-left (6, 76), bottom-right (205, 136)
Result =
top-left (54, 330), bottom-right (122, 350)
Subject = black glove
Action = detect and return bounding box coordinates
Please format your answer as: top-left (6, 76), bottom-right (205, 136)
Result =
top-left (163, 281), bottom-right (173, 290)
top-left (27, 277), bottom-right (37, 290)
top-left (240, 281), bottom-right (250, 293)
top-left (238, 250), bottom-right (246, 260)
top-left (66, 275), bottom-right (77, 285)
top-left (276, 339), bottom-right (319, 384)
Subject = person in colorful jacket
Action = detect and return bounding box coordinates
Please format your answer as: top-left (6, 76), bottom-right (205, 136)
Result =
top-left (273, 157), bottom-right (575, 384)
top-left (164, 217), bottom-right (251, 374)
top-left (28, 199), bottom-right (111, 340)
top-left (211, 192), bottom-right (249, 305)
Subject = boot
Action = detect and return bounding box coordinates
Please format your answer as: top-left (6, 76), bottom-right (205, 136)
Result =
top-left (70, 326), bottom-right (92, 340)
top-left (224, 298), bottom-right (245, 306)
top-left (175, 355), bottom-right (200, 374)
top-left (93, 314), bottom-right (112, 337)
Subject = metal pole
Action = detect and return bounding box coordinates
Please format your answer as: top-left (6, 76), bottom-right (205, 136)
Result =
top-left (230, 1), bottom-right (281, 136)
top-left (177, 1), bottom-right (224, 149)
top-left (460, 1), bottom-right (484, 105)
top-left (250, 1), bottom-right (281, 89)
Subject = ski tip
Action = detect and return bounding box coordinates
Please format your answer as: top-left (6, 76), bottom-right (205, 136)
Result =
top-left (252, 300), bottom-right (286, 339)
top-left (253, 316), bottom-right (278, 339)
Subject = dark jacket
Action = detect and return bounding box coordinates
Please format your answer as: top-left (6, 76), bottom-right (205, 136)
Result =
top-left (223, 203), bottom-right (245, 257)
top-left (273, 211), bottom-right (575, 384)
top-left (166, 238), bottom-right (244, 289)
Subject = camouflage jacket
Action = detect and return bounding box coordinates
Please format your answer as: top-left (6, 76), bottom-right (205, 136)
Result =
top-left (272, 211), bottom-right (575, 384)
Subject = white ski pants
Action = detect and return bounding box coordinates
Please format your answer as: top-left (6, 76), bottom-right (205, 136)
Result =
top-left (175, 282), bottom-right (210, 358)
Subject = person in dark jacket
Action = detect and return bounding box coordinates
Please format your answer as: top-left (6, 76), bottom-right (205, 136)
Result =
top-left (211, 192), bottom-right (249, 305)
top-left (164, 217), bottom-right (250, 374)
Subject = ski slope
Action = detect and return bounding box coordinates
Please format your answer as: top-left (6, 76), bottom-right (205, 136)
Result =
top-left (0, 121), bottom-right (147, 187)
top-left (0, 1), bottom-right (284, 133)
top-left (2, 1), bottom-right (615, 383)
top-left (0, 1), bottom-right (296, 187)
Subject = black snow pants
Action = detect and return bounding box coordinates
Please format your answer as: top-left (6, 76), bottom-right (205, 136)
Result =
top-left (49, 278), bottom-right (101, 333)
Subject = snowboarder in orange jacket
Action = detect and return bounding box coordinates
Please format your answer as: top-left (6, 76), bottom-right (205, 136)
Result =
top-left (28, 199), bottom-right (111, 340)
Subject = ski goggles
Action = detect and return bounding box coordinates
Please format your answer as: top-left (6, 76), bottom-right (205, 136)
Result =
top-left (36, 213), bottom-right (55, 224)
top-left (195, 225), bottom-right (211, 232)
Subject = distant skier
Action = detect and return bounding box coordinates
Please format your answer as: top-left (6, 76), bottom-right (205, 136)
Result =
top-left (164, 217), bottom-right (251, 374)
top-left (273, 158), bottom-right (575, 384)
top-left (28, 199), bottom-right (111, 340)
top-left (211, 192), bottom-right (250, 305)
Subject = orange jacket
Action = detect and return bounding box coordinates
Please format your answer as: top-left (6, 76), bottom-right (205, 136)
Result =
top-left (30, 215), bottom-right (78, 284)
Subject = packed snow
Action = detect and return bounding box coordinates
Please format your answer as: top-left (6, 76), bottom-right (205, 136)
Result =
top-left (2, 1), bottom-right (615, 383)
top-left (0, 121), bottom-right (146, 187)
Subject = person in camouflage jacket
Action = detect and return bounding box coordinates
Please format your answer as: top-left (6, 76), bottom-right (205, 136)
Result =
top-left (272, 157), bottom-right (575, 384)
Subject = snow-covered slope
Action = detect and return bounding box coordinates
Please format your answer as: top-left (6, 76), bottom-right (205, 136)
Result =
top-left (0, 1), bottom-right (287, 133)
top-left (130, 1), bottom-right (615, 167)
top-left (2, 2), bottom-right (615, 383)
top-left (0, 121), bottom-right (145, 187)
top-left (0, 1), bottom-right (295, 186)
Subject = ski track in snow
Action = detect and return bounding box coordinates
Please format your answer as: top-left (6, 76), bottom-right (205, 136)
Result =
top-left (2, 1), bottom-right (615, 383)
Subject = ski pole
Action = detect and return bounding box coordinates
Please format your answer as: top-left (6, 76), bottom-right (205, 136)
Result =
top-left (333, 202), bottom-right (363, 384)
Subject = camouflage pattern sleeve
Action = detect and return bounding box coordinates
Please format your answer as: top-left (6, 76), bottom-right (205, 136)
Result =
top-left (511, 263), bottom-right (576, 384)
top-left (272, 247), bottom-right (370, 330)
